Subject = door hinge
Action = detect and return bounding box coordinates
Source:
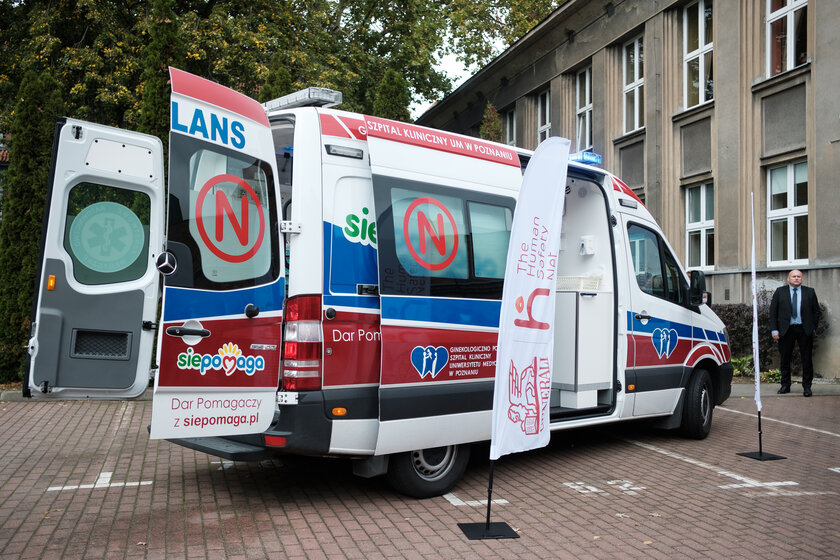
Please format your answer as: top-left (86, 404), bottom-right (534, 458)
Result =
top-left (280, 221), bottom-right (302, 234)
top-left (142, 321), bottom-right (158, 330)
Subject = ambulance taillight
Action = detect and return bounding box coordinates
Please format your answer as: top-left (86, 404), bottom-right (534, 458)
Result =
top-left (281, 294), bottom-right (323, 391)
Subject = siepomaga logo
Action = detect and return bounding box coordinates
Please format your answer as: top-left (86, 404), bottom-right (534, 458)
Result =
top-left (652, 328), bottom-right (679, 359)
top-left (410, 346), bottom-right (448, 378)
top-left (177, 343), bottom-right (266, 376)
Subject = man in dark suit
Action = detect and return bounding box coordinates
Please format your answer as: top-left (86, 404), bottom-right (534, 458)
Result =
top-left (770, 270), bottom-right (820, 396)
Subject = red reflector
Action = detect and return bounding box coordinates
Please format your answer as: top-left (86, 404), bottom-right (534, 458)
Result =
top-left (282, 376), bottom-right (321, 391)
top-left (264, 435), bottom-right (287, 447)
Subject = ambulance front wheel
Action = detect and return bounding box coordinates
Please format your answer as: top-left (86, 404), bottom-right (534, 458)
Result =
top-left (386, 444), bottom-right (471, 498)
top-left (681, 368), bottom-right (713, 439)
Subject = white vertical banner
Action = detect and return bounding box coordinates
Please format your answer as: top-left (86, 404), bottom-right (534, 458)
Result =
top-left (490, 137), bottom-right (570, 460)
top-left (751, 192), bottom-right (762, 412)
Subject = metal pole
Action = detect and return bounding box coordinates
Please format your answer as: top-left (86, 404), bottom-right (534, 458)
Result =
top-left (485, 460), bottom-right (495, 532)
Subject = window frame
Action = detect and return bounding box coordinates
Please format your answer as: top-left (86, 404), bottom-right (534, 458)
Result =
top-left (766, 0), bottom-right (808, 77)
top-left (683, 0), bottom-right (714, 108)
top-left (504, 109), bottom-right (516, 146)
top-left (537, 90), bottom-right (551, 143)
top-left (628, 222), bottom-right (689, 307)
top-left (767, 160), bottom-right (808, 267)
top-left (576, 66), bottom-right (593, 151)
top-left (623, 34), bottom-right (645, 134)
top-left (684, 182), bottom-right (715, 271)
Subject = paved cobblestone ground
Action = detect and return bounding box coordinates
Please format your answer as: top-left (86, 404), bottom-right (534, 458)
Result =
top-left (0, 390), bottom-right (837, 559)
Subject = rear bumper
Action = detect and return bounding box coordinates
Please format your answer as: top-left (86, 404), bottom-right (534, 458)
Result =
top-left (166, 390), bottom-right (334, 461)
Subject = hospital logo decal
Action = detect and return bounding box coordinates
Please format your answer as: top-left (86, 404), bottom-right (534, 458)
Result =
top-left (410, 346), bottom-right (448, 378)
top-left (652, 328), bottom-right (679, 359)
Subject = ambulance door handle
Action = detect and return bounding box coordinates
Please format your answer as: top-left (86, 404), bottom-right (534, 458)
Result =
top-left (165, 326), bottom-right (211, 338)
top-left (634, 312), bottom-right (651, 321)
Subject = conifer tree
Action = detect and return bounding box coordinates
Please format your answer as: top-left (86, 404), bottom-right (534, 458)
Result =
top-left (0, 71), bottom-right (64, 382)
top-left (372, 70), bottom-right (412, 122)
top-left (260, 53), bottom-right (294, 104)
top-left (479, 102), bottom-right (503, 143)
top-left (137, 0), bottom-right (179, 146)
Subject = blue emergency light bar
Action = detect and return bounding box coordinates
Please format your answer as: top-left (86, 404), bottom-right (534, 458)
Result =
top-left (569, 151), bottom-right (602, 165)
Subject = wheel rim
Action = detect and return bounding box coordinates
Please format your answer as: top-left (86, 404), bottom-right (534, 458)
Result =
top-left (700, 385), bottom-right (711, 426)
top-left (410, 446), bottom-right (456, 482)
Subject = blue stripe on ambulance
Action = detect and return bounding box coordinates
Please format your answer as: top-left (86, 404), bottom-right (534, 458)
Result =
top-left (163, 281), bottom-right (284, 322)
top-left (381, 296), bottom-right (501, 328)
top-left (625, 311), bottom-right (693, 338)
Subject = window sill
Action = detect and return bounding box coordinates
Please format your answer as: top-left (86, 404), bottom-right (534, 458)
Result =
top-left (672, 100), bottom-right (714, 124)
top-left (612, 127), bottom-right (646, 146)
top-left (751, 61), bottom-right (811, 94)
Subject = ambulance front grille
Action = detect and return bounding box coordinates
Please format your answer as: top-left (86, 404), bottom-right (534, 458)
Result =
top-left (71, 330), bottom-right (131, 360)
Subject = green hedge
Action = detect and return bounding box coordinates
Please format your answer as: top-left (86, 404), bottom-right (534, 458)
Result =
top-left (711, 291), bottom-right (829, 376)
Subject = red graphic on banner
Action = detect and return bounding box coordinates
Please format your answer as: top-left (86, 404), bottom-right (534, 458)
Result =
top-left (507, 356), bottom-right (551, 435)
top-left (403, 197), bottom-right (459, 271)
top-left (513, 288), bottom-right (551, 330)
top-left (194, 174), bottom-right (265, 263)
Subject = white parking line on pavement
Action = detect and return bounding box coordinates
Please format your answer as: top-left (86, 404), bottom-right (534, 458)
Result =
top-left (443, 492), bottom-right (509, 507)
top-left (717, 407), bottom-right (840, 438)
top-left (46, 471), bottom-right (153, 492)
top-left (622, 439), bottom-right (799, 491)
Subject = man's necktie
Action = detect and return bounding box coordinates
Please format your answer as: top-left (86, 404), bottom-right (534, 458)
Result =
top-left (791, 288), bottom-right (798, 320)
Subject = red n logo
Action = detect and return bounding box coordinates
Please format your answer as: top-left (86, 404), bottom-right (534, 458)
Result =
top-left (215, 191), bottom-right (249, 245)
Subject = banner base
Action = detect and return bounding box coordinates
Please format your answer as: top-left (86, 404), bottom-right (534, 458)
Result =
top-left (458, 522), bottom-right (519, 540)
top-left (737, 451), bottom-right (786, 461)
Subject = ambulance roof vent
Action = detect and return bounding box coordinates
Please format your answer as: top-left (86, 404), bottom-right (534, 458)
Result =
top-left (263, 88), bottom-right (343, 111)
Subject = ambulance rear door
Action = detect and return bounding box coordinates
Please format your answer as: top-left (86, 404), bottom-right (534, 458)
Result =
top-left (149, 68), bottom-right (284, 439)
top-left (27, 118), bottom-right (164, 398)
top-left (365, 117), bottom-right (523, 454)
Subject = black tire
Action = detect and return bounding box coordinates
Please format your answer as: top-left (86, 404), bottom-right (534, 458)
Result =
top-left (681, 368), bottom-right (714, 439)
top-left (386, 444), bottom-right (471, 498)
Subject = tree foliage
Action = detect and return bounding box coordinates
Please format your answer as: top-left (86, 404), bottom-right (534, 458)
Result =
top-left (479, 102), bottom-right (503, 142)
top-left (0, 71), bottom-right (64, 382)
top-left (1, 0), bottom-right (564, 133)
top-left (373, 70), bottom-right (411, 122)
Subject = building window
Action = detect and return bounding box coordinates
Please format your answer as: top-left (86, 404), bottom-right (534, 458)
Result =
top-left (576, 66), bottom-right (593, 151)
top-left (504, 110), bottom-right (516, 146)
top-left (537, 90), bottom-right (550, 143)
top-left (623, 35), bottom-right (645, 133)
top-left (767, 0), bottom-right (808, 77)
top-left (767, 161), bottom-right (808, 265)
top-left (683, 0), bottom-right (714, 108)
top-left (685, 183), bottom-right (714, 269)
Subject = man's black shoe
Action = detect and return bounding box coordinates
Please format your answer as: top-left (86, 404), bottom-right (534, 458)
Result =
top-left (777, 386), bottom-right (790, 394)
top-left (803, 387), bottom-right (812, 397)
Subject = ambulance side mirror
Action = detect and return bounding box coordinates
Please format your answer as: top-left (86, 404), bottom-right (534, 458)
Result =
top-left (688, 270), bottom-right (708, 307)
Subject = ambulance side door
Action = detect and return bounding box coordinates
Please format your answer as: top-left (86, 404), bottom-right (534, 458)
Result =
top-left (27, 118), bottom-right (164, 399)
top-left (623, 217), bottom-right (695, 416)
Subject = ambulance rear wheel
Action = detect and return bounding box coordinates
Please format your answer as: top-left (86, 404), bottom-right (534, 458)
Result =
top-left (386, 444), bottom-right (471, 498)
top-left (681, 368), bottom-right (713, 439)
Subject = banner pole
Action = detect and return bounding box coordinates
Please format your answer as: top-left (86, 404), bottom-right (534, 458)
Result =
top-left (737, 192), bottom-right (784, 461)
top-left (484, 460), bottom-right (495, 531)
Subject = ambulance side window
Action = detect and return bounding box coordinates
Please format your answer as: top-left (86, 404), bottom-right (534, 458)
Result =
top-left (628, 223), bottom-right (688, 305)
top-left (374, 175), bottom-right (514, 300)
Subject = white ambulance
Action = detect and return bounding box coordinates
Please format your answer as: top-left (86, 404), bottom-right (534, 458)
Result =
top-left (27, 68), bottom-right (732, 498)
